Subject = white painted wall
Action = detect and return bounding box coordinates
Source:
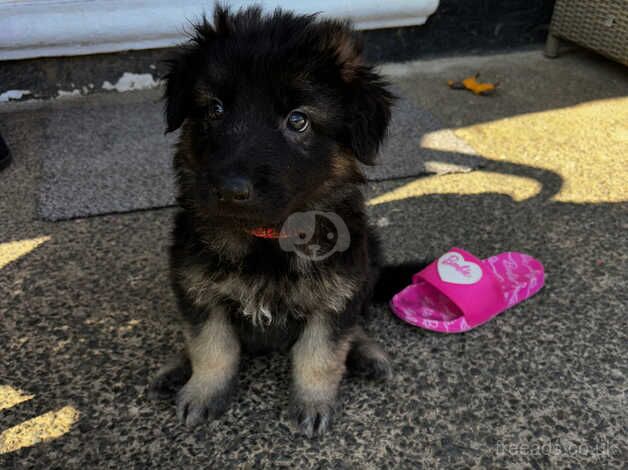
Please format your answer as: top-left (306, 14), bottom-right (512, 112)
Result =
top-left (0, 0), bottom-right (439, 61)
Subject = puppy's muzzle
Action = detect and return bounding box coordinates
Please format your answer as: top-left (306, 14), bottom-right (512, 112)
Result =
top-left (214, 176), bottom-right (253, 203)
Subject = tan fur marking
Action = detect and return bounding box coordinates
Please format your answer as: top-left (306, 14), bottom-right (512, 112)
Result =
top-left (292, 316), bottom-right (353, 402)
top-left (333, 33), bottom-right (363, 82)
top-left (185, 307), bottom-right (240, 394)
top-left (330, 151), bottom-right (360, 180)
top-left (179, 262), bottom-right (359, 325)
top-left (306, 150), bottom-right (363, 204)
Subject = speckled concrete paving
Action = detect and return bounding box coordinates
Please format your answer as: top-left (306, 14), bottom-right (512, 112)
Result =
top-left (1, 49), bottom-right (627, 468)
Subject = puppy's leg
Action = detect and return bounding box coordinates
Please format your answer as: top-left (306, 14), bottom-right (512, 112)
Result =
top-left (291, 314), bottom-right (352, 437)
top-left (177, 307), bottom-right (240, 427)
top-left (149, 351), bottom-right (192, 400)
top-left (346, 326), bottom-right (392, 381)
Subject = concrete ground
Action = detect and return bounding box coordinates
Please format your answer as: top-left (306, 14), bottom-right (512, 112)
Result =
top-left (1, 49), bottom-right (627, 468)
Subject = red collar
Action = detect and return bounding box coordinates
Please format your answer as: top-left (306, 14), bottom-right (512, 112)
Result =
top-left (248, 227), bottom-right (292, 239)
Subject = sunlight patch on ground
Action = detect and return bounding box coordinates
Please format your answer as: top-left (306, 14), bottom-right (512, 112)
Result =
top-left (0, 406), bottom-right (79, 454)
top-left (0, 236), bottom-right (50, 269)
top-left (453, 97), bottom-right (628, 204)
top-left (368, 171), bottom-right (541, 206)
top-left (0, 386), bottom-right (34, 411)
top-left (372, 97), bottom-right (627, 206)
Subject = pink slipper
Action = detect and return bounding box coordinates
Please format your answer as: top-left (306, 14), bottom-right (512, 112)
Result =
top-left (390, 248), bottom-right (545, 333)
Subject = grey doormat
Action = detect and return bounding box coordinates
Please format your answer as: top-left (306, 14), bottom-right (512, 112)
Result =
top-left (36, 91), bottom-right (177, 221)
top-left (31, 90), bottom-right (479, 221)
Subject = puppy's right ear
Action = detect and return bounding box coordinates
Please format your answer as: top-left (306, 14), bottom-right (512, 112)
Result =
top-left (163, 16), bottom-right (217, 133)
top-left (163, 49), bottom-right (199, 133)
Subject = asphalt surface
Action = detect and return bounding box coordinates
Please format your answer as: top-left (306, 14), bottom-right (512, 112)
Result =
top-left (0, 49), bottom-right (627, 468)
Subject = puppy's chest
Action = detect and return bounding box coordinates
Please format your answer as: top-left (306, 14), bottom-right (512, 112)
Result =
top-left (179, 264), bottom-right (357, 327)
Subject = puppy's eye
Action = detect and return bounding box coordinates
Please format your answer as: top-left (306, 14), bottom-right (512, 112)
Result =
top-left (286, 111), bottom-right (308, 132)
top-left (207, 99), bottom-right (224, 120)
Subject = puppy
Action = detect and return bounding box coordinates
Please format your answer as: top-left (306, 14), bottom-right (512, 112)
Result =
top-left (150, 5), bottom-right (394, 437)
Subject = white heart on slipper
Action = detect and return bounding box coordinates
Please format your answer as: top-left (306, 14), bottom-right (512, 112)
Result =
top-left (437, 252), bottom-right (483, 285)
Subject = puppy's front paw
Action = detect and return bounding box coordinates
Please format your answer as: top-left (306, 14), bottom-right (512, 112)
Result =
top-left (176, 379), bottom-right (232, 427)
top-left (148, 357), bottom-right (192, 401)
top-left (346, 348), bottom-right (392, 381)
top-left (292, 400), bottom-right (335, 437)
top-left (346, 336), bottom-right (392, 381)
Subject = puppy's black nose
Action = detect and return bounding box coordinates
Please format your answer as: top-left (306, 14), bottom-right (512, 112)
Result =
top-left (215, 177), bottom-right (252, 203)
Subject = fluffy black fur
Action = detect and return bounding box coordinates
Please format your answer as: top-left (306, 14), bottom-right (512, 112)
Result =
top-left (150, 5), bottom-right (397, 437)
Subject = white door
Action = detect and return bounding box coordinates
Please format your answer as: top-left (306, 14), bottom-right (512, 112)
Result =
top-left (0, 0), bottom-right (439, 60)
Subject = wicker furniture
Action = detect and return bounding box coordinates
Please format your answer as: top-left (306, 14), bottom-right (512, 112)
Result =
top-left (545, 0), bottom-right (628, 65)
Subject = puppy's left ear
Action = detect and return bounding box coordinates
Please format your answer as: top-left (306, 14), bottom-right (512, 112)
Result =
top-left (345, 69), bottom-right (395, 164)
top-left (330, 27), bottom-right (395, 164)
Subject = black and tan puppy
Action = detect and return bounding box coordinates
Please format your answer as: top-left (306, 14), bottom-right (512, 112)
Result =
top-left (150, 5), bottom-right (395, 437)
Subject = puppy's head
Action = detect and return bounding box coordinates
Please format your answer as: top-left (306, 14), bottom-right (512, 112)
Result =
top-left (165, 6), bottom-right (393, 226)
